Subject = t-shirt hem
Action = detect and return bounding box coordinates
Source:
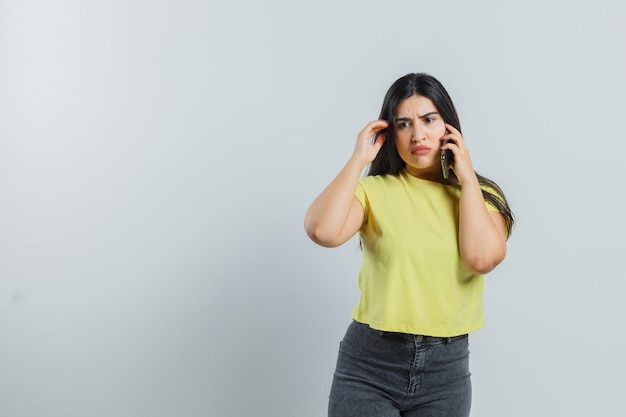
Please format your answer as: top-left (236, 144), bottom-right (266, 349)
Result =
top-left (351, 313), bottom-right (484, 338)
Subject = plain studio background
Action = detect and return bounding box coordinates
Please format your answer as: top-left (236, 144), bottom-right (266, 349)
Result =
top-left (1, 0), bottom-right (624, 416)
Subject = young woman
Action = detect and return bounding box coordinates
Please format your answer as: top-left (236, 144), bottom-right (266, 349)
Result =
top-left (304, 73), bottom-right (514, 417)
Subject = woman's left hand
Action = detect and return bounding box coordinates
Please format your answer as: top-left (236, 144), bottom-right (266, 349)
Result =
top-left (441, 123), bottom-right (476, 185)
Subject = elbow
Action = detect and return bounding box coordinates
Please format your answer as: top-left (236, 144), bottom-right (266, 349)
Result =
top-left (462, 247), bottom-right (507, 275)
top-left (464, 258), bottom-right (498, 275)
top-left (304, 221), bottom-right (342, 248)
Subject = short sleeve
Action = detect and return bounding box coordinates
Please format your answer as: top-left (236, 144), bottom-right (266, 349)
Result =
top-left (485, 200), bottom-right (499, 213)
top-left (355, 178), bottom-right (369, 217)
top-left (481, 184), bottom-right (504, 213)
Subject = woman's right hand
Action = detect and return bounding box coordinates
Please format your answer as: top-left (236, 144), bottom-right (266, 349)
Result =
top-left (304, 119), bottom-right (389, 247)
top-left (352, 120), bottom-right (389, 165)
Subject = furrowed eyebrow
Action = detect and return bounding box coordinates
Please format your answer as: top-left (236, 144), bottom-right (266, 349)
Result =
top-left (394, 112), bottom-right (439, 123)
top-left (418, 111), bottom-right (439, 119)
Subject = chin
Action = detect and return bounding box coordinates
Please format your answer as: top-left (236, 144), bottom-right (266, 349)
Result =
top-left (409, 160), bottom-right (438, 171)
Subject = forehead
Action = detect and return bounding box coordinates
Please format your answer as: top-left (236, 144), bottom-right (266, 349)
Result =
top-left (395, 95), bottom-right (437, 116)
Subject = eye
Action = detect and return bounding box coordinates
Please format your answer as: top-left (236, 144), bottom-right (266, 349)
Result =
top-left (425, 117), bottom-right (435, 124)
top-left (396, 121), bottom-right (410, 129)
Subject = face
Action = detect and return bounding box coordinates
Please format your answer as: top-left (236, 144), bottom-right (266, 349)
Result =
top-left (393, 94), bottom-right (447, 180)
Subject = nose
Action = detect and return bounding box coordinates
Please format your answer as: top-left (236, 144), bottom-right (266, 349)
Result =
top-left (411, 124), bottom-right (425, 142)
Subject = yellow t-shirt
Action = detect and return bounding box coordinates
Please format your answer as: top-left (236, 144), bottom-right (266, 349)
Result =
top-left (352, 170), bottom-right (500, 337)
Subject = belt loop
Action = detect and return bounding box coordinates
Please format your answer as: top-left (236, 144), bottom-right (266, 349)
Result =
top-left (446, 337), bottom-right (452, 344)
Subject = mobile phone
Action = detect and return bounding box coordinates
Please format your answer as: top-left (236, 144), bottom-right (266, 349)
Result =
top-left (440, 132), bottom-right (453, 179)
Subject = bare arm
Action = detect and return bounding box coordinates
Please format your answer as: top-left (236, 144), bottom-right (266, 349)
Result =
top-left (458, 178), bottom-right (507, 274)
top-left (304, 120), bottom-right (388, 247)
top-left (442, 124), bottom-right (507, 274)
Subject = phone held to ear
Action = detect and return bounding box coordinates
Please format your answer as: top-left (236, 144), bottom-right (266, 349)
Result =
top-left (440, 131), bottom-right (453, 179)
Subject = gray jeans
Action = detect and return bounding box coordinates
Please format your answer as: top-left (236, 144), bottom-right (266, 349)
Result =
top-left (328, 320), bottom-right (472, 417)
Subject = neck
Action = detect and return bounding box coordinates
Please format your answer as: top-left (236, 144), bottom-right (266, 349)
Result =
top-left (404, 165), bottom-right (449, 183)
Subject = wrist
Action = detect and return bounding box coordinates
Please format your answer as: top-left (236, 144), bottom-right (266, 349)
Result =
top-left (347, 155), bottom-right (370, 172)
top-left (458, 173), bottom-right (480, 189)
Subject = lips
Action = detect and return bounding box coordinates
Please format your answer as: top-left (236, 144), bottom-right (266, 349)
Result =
top-left (411, 145), bottom-right (431, 155)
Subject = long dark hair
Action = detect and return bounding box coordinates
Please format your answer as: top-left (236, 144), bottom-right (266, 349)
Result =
top-left (368, 73), bottom-right (515, 237)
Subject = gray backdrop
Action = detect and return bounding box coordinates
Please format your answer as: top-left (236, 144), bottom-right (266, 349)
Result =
top-left (1, 1), bottom-right (624, 416)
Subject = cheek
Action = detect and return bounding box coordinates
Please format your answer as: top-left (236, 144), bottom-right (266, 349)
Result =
top-left (394, 130), bottom-right (410, 145)
top-left (394, 137), bottom-right (405, 152)
top-left (431, 123), bottom-right (446, 137)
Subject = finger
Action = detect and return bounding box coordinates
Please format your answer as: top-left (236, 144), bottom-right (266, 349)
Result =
top-left (444, 123), bottom-right (461, 135)
top-left (442, 133), bottom-right (465, 152)
top-left (440, 135), bottom-right (458, 149)
top-left (371, 118), bottom-right (389, 128)
top-left (372, 131), bottom-right (386, 147)
top-left (364, 120), bottom-right (389, 144)
top-left (440, 141), bottom-right (458, 153)
top-left (365, 119), bottom-right (389, 136)
top-left (444, 123), bottom-right (464, 140)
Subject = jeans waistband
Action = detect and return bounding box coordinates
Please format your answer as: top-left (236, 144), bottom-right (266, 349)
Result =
top-left (371, 327), bottom-right (468, 345)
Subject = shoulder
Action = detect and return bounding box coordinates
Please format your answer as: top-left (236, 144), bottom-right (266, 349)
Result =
top-left (358, 173), bottom-right (402, 188)
top-left (356, 174), bottom-right (401, 207)
top-left (479, 182), bottom-right (506, 204)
